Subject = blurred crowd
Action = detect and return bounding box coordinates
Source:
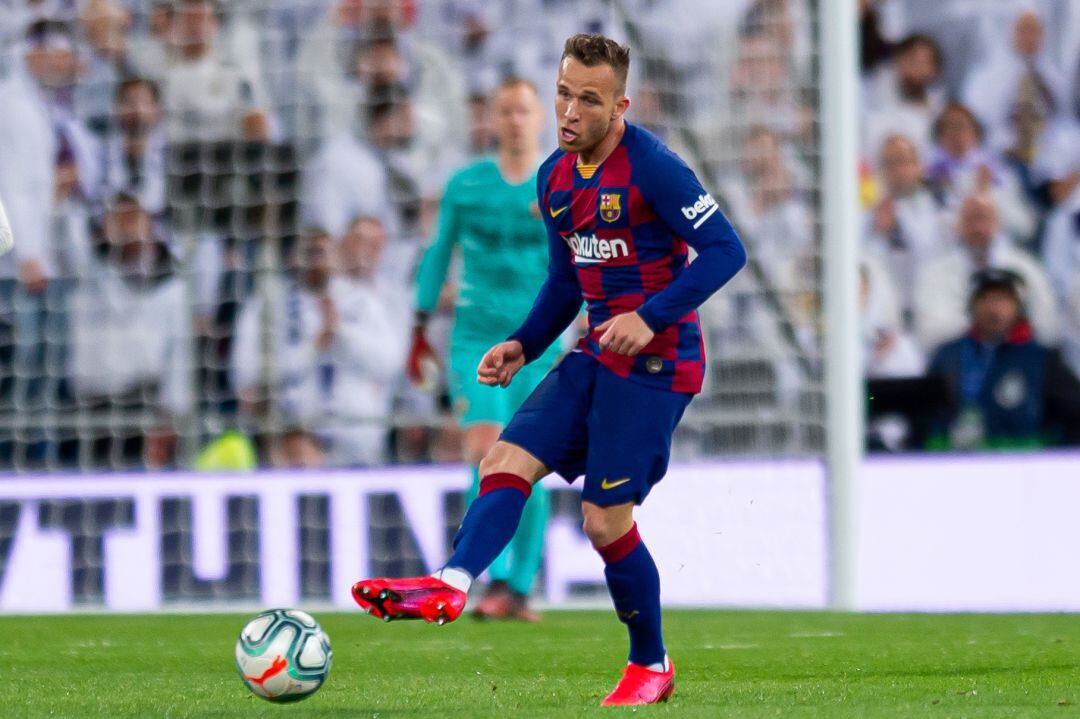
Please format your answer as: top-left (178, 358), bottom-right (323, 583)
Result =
top-left (859, 0), bottom-right (1080, 450)
top-left (0, 0), bottom-right (1074, 473)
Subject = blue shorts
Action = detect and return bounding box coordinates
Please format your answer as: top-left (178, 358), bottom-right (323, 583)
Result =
top-left (500, 351), bottom-right (692, 507)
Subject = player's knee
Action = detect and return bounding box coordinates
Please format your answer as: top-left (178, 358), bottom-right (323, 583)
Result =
top-left (478, 441), bottom-right (546, 483)
top-left (581, 503), bottom-right (631, 547)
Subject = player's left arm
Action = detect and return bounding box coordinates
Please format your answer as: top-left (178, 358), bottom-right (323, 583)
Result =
top-left (633, 149), bottom-right (747, 334)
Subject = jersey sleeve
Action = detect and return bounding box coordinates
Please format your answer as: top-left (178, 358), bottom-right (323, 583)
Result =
top-left (414, 174), bottom-right (461, 314)
top-left (634, 147), bottom-right (746, 333)
top-left (507, 166), bottom-right (583, 362)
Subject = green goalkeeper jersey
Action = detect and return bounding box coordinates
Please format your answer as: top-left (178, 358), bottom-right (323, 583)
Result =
top-left (416, 158), bottom-right (553, 346)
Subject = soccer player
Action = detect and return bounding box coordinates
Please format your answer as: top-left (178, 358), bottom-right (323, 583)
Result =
top-left (408, 77), bottom-right (562, 621)
top-left (353, 34), bottom-right (747, 706)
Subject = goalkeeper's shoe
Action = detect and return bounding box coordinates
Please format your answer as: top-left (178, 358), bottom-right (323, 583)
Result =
top-left (351, 576), bottom-right (466, 625)
top-left (600, 658), bottom-right (675, 706)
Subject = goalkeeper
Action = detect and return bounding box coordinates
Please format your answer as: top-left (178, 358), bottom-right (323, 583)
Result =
top-left (408, 77), bottom-right (562, 621)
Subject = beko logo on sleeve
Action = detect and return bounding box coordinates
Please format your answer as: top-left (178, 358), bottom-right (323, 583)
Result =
top-left (680, 193), bottom-right (719, 228)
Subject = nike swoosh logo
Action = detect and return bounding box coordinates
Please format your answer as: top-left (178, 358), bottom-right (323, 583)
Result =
top-left (549, 205), bottom-right (569, 218)
top-left (601, 477), bottom-right (631, 490)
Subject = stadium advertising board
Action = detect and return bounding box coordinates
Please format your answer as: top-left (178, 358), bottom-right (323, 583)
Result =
top-left (0, 462), bottom-right (826, 612)
top-left (3, 454), bottom-right (1077, 613)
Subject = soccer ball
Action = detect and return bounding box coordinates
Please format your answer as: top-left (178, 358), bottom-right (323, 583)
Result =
top-left (235, 609), bottom-right (332, 702)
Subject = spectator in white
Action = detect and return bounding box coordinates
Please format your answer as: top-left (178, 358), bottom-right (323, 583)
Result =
top-left (1030, 64), bottom-right (1080, 207)
top-left (861, 254), bottom-right (925, 379)
top-left (884, 0), bottom-right (1080, 94)
top-left (161, 0), bottom-right (273, 143)
top-left (926, 102), bottom-right (1036, 244)
top-left (864, 133), bottom-right (948, 318)
top-left (729, 28), bottom-right (813, 149)
top-left (352, 32), bottom-right (465, 194)
top-left (863, 33), bottom-right (946, 163)
top-left (0, 19), bottom-right (100, 291)
top-left (295, 0), bottom-right (467, 148)
top-left (1040, 188), bottom-right (1080, 374)
top-left (914, 193), bottom-right (1058, 351)
top-left (714, 125), bottom-right (815, 376)
top-left (67, 193), bottom-right (191, 469)
top-left (303, 84), bottom-right (430, 286)
top-left (125, 1), bottom-right (172, 81)
top-left (232, 221), bottom-right (407, 468)
top-left (301, 106), bottom-right (393, 241)
top-left (0, 190), bottom-right (12, 256)
top-left (102, 77), bottom-right (166, 216)
top-left (724, 125), bottom-right (814, 281)
top-left (75, 0), bottom-right (134, 134)
top-left (0, 54), bottom-right (53, 294)
top-left (962, 10), bottom-right (1067, 157)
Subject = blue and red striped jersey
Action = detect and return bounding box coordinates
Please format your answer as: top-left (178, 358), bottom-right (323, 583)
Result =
top-left (509, 122), bottom-right (746, 394)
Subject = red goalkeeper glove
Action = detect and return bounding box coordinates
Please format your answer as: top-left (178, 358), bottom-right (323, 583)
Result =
top-left (406, 325), bottom-right (440, 386)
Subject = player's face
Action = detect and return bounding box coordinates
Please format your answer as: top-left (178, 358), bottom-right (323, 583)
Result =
top-left (492, 84), bottom-right (542, 156)
top-left (555, 57), bottom-right (627, 154)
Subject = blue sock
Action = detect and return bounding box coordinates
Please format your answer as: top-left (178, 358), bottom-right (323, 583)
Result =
top-left (597, 523), bottom-right (666, 667)
top-left (445, 473), bottom-right (531, 580)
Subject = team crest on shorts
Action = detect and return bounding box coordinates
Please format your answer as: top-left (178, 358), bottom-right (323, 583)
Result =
top-left (599, 193), bottom-right (622, 222)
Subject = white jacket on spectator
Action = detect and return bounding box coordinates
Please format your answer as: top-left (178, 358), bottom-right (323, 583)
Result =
top-left (295, 13), bottom-right (468, 148)
top-left (962, 45), bottom-right (1068, 155)
top-left (162, 47), bottom-right (274, 142)
top-left (1041, 186), bottom-right (1080, 303)
top-left (102, 127), bottom-right (168, 216)
top-left (862, 66), bottom-right (946, 163)
top-left (861, 252), bottom-right (926, 379)
top-left (1041, 189), bottom-right (1080, 374)
top-left (301, 131), bottom-right (393, 238)
top-left (1031, 117), bottom-right (1080, 186)
top-left (863, 185), bottom-right (950, 315)
top-left (0, 190), bottom-right (12, 256)
top-left (67, 248), bottom-right (193, 417)
top-left (1065, 271), bottom-right (1080, 377)
top-left (886, 0), bottom-right (1079, 92)
top-left (0, 71), bottom-right (54, 279)
top-left (913, 234), bottom-right (1059, 352)
top-left (232, 275), bottom-right (409, 466)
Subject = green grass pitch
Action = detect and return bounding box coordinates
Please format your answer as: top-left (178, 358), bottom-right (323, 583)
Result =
top-left (0, 610), bottom-right (1076, 717)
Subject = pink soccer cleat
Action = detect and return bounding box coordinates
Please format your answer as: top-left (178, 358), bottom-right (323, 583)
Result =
top-left (351, 576), bottom-right (467, 625)
top-left (600, 658), bottom-right (676, 706)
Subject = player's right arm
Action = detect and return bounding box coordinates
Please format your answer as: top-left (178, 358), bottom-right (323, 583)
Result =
top-left (502, 167), bottom-right (583, 365)
top-left (408, 175), bottom-right (462, 383)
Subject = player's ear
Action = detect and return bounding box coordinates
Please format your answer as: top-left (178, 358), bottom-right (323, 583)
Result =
top-left (612, 95), bottom-right (630, 121)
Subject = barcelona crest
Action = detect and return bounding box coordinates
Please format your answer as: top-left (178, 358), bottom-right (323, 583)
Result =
top-left (599, 193), bottom-right (622, 223)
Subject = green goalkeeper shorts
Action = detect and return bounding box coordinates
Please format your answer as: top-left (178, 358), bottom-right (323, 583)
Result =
top-left (448, 341), bottom-right (561, 428)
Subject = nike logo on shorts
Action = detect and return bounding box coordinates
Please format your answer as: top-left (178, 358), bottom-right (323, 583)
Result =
top-left (601, 477), bottom-right (631, 490)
